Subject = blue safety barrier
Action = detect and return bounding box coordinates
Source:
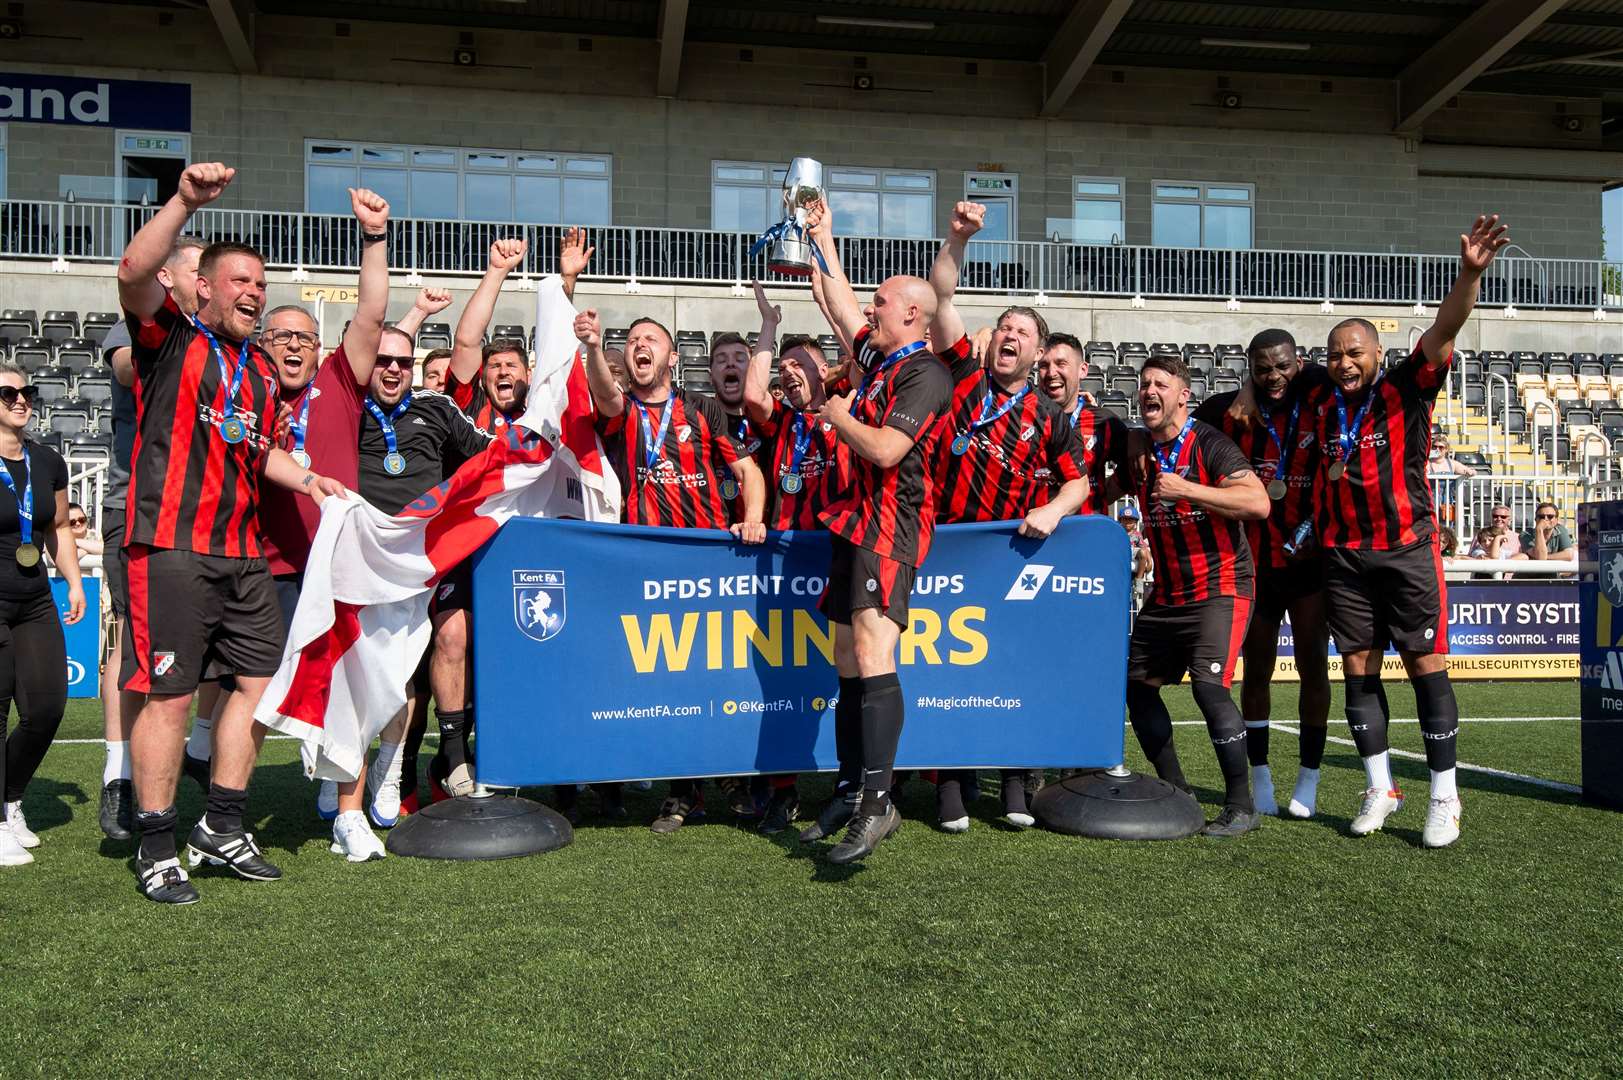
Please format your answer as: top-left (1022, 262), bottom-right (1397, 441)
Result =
top-left (53, 576), bottom-right (101, 698)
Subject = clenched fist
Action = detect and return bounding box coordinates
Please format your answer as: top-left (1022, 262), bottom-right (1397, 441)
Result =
top-left (178, 162), bottom-right (235, 210)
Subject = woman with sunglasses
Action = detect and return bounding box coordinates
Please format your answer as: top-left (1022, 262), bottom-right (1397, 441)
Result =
top-left (0, 366), bottom-right (86, 866)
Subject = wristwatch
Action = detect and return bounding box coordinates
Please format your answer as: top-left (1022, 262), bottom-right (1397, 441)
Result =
top-left (361, 231), bottom-right (388, 243)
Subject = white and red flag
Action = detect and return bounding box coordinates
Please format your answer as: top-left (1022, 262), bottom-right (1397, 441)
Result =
top-left (255, 277), bottom-right (620, 781)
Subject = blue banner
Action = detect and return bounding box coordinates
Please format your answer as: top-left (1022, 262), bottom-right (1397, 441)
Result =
top-left (0, 73), bottom-right (190, 130)
top-left (1579, 503), bottom-right (1623, 808)
top-left (471, 518), bottom-right (1131, 786)
top-left (52, 577), bottom-right (100, 698)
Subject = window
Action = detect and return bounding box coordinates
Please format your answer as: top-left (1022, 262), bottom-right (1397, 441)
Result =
top-left (1060, 176), bottom-right (1123, 245)
top-left (711, 161), bottom-right (936, 238)
top-left (303, 141), bottom-right (612, 224)
top-left (1151, 181), bottom-right (1253, 249)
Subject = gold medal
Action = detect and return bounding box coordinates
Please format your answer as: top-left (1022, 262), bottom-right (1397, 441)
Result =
top-left (1328, 461), bottom-right (1346, 481)
top-left (1267, 477), bottom-right (1287, 500)
top-left (15, 542), bottom-right (39, 568)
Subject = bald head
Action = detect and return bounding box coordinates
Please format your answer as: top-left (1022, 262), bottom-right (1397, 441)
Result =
top-left (867, 275), bottom-right (938, 353)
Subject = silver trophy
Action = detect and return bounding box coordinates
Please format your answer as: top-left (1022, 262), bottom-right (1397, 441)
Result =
top-left (751, 157), bottom-right (828, 278)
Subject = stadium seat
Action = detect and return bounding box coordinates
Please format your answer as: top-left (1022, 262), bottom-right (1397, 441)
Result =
top-left (75, 374), bottom-right (113, 407)
top-left (1547, 360), bottom-right (1576, 378)
top-left (55, 338), bottom-right (97, 373)
top-left (1599, 408), bottom-right (1623, 429)
top-left (40, 310), bottom-right (78, 345)
top-left (1188, 373), bottom-right (1209, 399)
top-left (1216, 352), bottom-right (1247, 375)
top-left (492, 324), bottom-right (527, 345)
top-left (33, 370), bottom-right (71, 405)
top-left (1108, 372), bottom-right (1138, 396)
top-left (1564, 406), bottom-right (1595, 428)
top-left (0, 310), bottom-right (38, 340)
top-left (1485, 359), bottom-right (1514, 382)
top-left (29, 431), bottom-right (62, 454)
top-left (63, 433), bottom-right (110, 464)
top-left (1186, 352), bottom-right (1215, 372)
top-left (1460, 359), bottom-right (1483, 381)
top-left (1384, 347), bottom-right (1408, 368)
top-left (1212, 371), bottom-right (1242, 393)
top-left (1079, 375), bottom-right (1105, 399)
top-left (416, 322), bottom-right (452, 350)
top-left (1509, 350), bottom-right (1538, 368)
top-left (81, 312), bottom-right (118, 347)
top-left (12, 338), bottom-right (53, 371)
top-left (1097, 391), bottom-right (1131, 421)
top-left (605, 327), bottom-right (630, 349)
top-left (1505, 406), bottom-right (1526, 434)
top-left (47, 405), bottom-right (91, 436)
top-left (1309, 347), bottom-right (1327, 363)
top-left (1150, 342), bottom-right (1179, 356)
top-left (1455, 450), bottom-right (1490, 473)
top-left (1464, 382), bottom-right (1485, 408)
top-left (1085, 340), bottom-right (1114, 355)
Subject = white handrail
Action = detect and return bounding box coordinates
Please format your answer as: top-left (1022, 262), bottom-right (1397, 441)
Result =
top-left (1526, 399), bottom-right (1560, 478)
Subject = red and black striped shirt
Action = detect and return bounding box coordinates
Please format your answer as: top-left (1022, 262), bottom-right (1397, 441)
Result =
top-left (1196, 380), bottom-right (1328, 571)
top-left (819, 327), bottom-right (953, 567)
top-left (1066, 404), bottom-right (1129, 515)
top-left (124, 295), bottom-right (279, 559)
top-left (935, 349), bottom-right (1086, 524)
top-left (448, 369), bottom-right (515, 433)
top-left (1136, 418), bottom-right (1256, 605)
top-left (756, 399), bottom-right (850, 530)
top-left (1313, 345), bottom-right (1447, 551)
top-left (599, 387), bottom-right (742, 528)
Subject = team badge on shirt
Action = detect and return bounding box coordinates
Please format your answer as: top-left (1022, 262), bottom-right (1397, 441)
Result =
top-left (513, 569), bottom-right (567, 643)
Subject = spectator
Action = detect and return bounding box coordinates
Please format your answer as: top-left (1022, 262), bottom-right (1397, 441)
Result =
top-left (1519, 501), bottom-right (1577, 568)
top-left (57, 502), bottom-right (102, 573)
top-left (1427, 433), bottom-right (1475, 477)
top-left (1468, 505), bottom-right (1520, 559)
top-left (1437, 524), bottom-right (1458, 558)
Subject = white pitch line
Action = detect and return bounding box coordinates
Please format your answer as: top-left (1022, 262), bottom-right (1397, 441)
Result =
top-left (1272, 722), bottom-right (1582, 794)
top-left (52, 733), bottom-right (439, 746)
top-left (1157, 716), bottom-right (1574, 726)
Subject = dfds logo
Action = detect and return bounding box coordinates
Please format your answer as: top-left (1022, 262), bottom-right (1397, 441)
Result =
top-left (514, 570), bottom-right (566, 643)
top-left (1004, 565), bottom-right (1106, 601)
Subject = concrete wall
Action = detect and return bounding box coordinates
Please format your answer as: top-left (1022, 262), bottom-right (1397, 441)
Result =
top-left (12, 260), bottom-right (1621, 359)
top-left (0, 2), bottom-right (1614, 259)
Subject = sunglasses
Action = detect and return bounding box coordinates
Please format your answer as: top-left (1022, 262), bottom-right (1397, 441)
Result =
top-left (68, 516), bottom-right (87, 527)
top-left (1537, 512), bottom-right (1558, 520)
top-left (261, 329), bottom-right (320, 348)
top-left (0, 386), bottom-right (38, 407)
top-left (376, 355), bottom-right (415, 370)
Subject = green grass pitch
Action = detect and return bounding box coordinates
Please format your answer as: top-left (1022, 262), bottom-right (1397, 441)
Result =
top-left (3, 680), bottom-right (1618, 1078)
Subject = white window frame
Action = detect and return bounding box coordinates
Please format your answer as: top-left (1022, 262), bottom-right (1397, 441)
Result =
top-left (1151, 179), bottom-right (1254, 249)
top-left (302, 139), bottom-right (613, 224)
top-left (1070, 175), bottom-right (1125, 246)
top-left (711, 160), bottom-right (937, 238)
top-left (965, 172), bottom-right (1018, 242)
top-left (111, 130), bottom-right (190, 205)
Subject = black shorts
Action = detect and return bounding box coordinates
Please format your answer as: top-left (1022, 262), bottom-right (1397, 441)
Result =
top-left (101, 510), bottom-right (128, 620)
top-left (274, 572), bottom-right (302, 634)
top-left (1253, 556), bottom-right (1324, 627)
top-left (820, 537), bottom-right (915, 629)
top-left (1324, 535), bottom-right (1447, 656)
top-left (1128, 595), bottom-right (1252, 689)
top-left (431, 559), bottom-right (474, 615)
top-left (121, 544), bottom-right (286, 696)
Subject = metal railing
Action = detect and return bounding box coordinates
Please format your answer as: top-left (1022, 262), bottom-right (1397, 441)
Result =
top-left (4, 198), bottom-right (1621, 309)
top-left (1431, 472), bottom-right (1587, 545)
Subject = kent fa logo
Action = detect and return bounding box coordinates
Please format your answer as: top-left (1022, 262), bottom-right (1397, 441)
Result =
top-left (513, 570), bottom-right (566, 643)
top-left (1004, 564), bottom-right (1054, 601)
top-left (1602, 535), bottom-right (1623, 609)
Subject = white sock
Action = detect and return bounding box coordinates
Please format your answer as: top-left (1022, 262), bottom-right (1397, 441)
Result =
top-left (1430, 768), bottom-right (1458, 801)
top-left (1363, 751), bottom-right (1394, 792)
top-left (373, 740), bottom-right (403, 783)
top-left (103, 740), bottom-right (131, 786)
top-left (1294, 766), bottom-right (1320, 791)
top-left (186, 717), bottom-right (213, 761)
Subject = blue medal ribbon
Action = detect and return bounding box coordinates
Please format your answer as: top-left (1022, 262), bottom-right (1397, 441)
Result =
top-left (1332, 379), bottom-right (1380, 467)
top-left (192, 319), bottom-right (248, 440)
top-left (1153, 416), bottom-right (1196, 484)
top-left (965, 377), bottom-right (1030, 437)
top-left (0, 448), bottom-right (34, 550)
top-left (630, 395), bottom-right (675, 473)
top-left (1257, 396), bottom-right (1301, 473)
top-left (290, 388), bottom-right (313, 464)
top-left (784, 411), bottom-right (817, 481)
top-left (364, 393), bottom-right (412, 463)
top-left (859, 339), bottom-right (928, 397)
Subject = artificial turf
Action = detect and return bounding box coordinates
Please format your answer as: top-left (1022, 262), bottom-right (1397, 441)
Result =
top-left (3, 680), bottom-right (1618, 1078)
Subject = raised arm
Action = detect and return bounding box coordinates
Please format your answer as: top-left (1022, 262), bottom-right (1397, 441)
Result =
top-left (452, 237), bottom-right (526, 384)
top-left (392, 287), bottom-right (452, 341)
top-left (1422, 214), bottom-right (1509, 369)
top-left (340, 187), bottom-right (391, 385)
top-left (804, 199), bottom-right (866, 348)
top-left (558, 227), bottom-right (594, 302)
top-left (744, 281), bottom-right (780, 426)
top-left (573, 307), bottom-right (625, 418)
top-left (117, 162), bottom-right (234, 319)
top-left (928, 201), bottom-right (982, 349)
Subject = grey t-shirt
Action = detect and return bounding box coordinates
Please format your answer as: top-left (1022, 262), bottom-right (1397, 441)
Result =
top-left (1520, 522), bottom-right (1574, 554)
top-left (102, 320), bottom-right (135, 510)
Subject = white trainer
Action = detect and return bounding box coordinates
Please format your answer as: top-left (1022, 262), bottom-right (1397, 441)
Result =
top-left (4, 802), bottom-right (39, 848)
top-left (317, 780), bottom-right (339, 822)
top-left (0, 822), bottom-right (32, 866)
top-left (1004, 811), bottom-right (1035, 828)
top-left (1287, 768), bottom-right (1320, 819)
top-left (366, 756), bottom-right (402, 828)
top-left (444, 762), bottom-right (476, 797)
top-left (1350, 787), bottom-right (1404, 836)
top-left (939, 816), bottom-right (970, 833)
top-left (1422, 795), bottom-right (1462, 849)
top-left (1251, 766), bottom-right (1279, 817)
top-left (330, 811), bottom-right (387, 862)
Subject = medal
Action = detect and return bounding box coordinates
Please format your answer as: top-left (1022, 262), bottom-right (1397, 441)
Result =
top-left (720, 477), bottom-right (739, 501)
top-left (193, 318), bottom-right (251, 447)
top-left (1267, 477), bottom-right (1287, 500)
top-left (956, 377), bottom-right (1030, 459)
top-left (290, 449), bottom-right (311, 468)
top-left (1256, 397), bottom-right (1300, 506)
top-left (1327, 461), bottom-right (1346, 481)
top-left (1330, 379), bottom-right (1379, 485)
top-left (289, 385), bottom-right (313, 466)
top-left (14, 542), bottom-right (38, 568)
top-left (1152, 416), bottom-right (1196, 509)
top-left (218, 417), bottom-right (247, 444)
top-left (781, 413), bottom-right (815, 499)
top-left (0, 447), bottom-right (37, 569)
top-left (365, 394), bottom-right (414, 480)
top-left (951, 433), bottom-right (971, 456)
top-left (781, 473), bottom-right (803, 495)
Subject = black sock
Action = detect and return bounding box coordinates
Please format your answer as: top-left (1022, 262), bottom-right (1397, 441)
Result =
top-left (1245, 722), bottom-right (1270, 767)
top-left (936, 771), bottom-right (968, 823)
top-left (1126, 681), bottom-right (1188, 792)
top-left (1344, 672), bottom-right (1390, 758)
top-left (834, 677), bottom-right (864, 794)
top-left (858, 673), bottom-right (902, 814)
top-left (463, 706), bottom-right (476, 764)
top-left (1000, 769), bottom-right (1028, 815)
top-left (1299, 724), bottom-right (1328, 770)
top-left (136, 805), bottom-right (179, 862)
top-left (437, 709), bottom-right (467, 768)
top-left (1413, 669), bottom-right (1459, 772)
top-left (205, 784), bottom-right (248, 834)
top-left (1192, 681), bottom-right (1252, 812)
